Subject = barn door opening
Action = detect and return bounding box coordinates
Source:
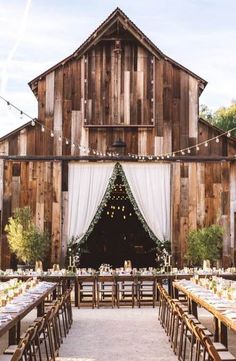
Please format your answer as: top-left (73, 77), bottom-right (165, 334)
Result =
top-left (79, 173), bottom-right (157, 268)
top-left (68, 162), bottom-right (170, 268)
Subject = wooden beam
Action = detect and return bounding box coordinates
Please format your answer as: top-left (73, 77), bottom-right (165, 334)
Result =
top-left (1, 155), bottom-right (236, 162)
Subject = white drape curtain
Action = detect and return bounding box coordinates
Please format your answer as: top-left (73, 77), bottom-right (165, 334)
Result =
top-left (121, 163), bottom-right (171, 242)
top-left (68, 162), bottom-right (114, 242)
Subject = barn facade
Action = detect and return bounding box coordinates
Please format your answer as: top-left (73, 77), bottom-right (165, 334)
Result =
top-left (1, 8), bottom-right (236, 268)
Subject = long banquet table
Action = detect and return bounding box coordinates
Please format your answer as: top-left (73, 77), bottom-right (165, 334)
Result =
top-left (1, 272), bottom-right (236, 308)
top-left (0, 281), bottom-right (56, 345)
top-left (173, 279), bottom-right (236, 347)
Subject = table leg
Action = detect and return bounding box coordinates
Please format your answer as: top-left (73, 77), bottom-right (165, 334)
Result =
top-left (214, 317), bottom-right (219, 342)
top-left (173, 285), bottom-right (179, 299)
top-left (8, 325), bottom-right (17, 345)
top-left (37, 300), bottom-right (45, 317)
top-left (191, 300), bottom-right (198, 318)
top-left (168, 278), bottom-right (172, 297)
top-left (219, 322), bottom-right (228, 348)
top-left (74, 280), bottom-right (78, 307)
top-left (17, 321), bottom-right (21, 342)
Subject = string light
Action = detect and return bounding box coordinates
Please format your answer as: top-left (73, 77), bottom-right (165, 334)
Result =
top-left (1, 94), bottom-right (236, 162)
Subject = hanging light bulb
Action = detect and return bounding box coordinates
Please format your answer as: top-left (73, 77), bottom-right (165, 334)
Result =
top-left (50, 131), bottom-right (54, 137)
top-left (181, 151), bottom-right (185, 155)
top-left (7, 101), bottom-right (11, 110)
top-left (20, 111), bottom-right (23, 119)
top-left (72, 143), bottom-right (75, 148)
top-left (31, 119), bottom-right (35, 126)
top-left (58, 136), bottom-right (62, 142)
top-left (216, 137), bottom-right (219, 143)
top-left (205, 142), bottom-right (208, 147)
top-left (227, 131), bottom-right (231, 138)
top-left (187, 148), bottom-right (191, 154)
top-left (172, 153), bottom-right (175, 157)
top-left (196, 146), bottom-right (200, 151)
top-left (41, 125), bottom-right (45, 132)
top-left (66, 139), bottom-right (69, 145)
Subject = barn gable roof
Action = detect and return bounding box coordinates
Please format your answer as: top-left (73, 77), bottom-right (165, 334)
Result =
top-left (28, 7), bottom-right (207, 97)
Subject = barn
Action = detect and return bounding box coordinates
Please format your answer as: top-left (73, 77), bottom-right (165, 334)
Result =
top-left (0, 8), bottom-right (236, 269)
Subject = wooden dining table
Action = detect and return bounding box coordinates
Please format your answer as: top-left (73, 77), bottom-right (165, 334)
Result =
top-left (173, 280), bottom-right (236, 347)
top-left (0, 271), bottom-right (235, 308)
top-left (0, 282), bottom-right (56, 346)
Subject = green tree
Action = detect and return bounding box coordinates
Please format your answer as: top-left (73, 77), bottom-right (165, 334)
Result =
top-left (200, 104), bottom-right (213, 121)
top-left (5, 207), bottom-right (50, 265)
top-left (212, 101), bottom-right (236, 135)
top-left (200, 101), bottom-right (236, 136)
top-left (186, 225), bottom-right (223, 266)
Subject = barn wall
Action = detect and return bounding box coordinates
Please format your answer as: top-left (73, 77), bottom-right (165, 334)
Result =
top-left (172, 161), bottom-right (233, 267)
top-left (0, 160), bottom-right (62, 268)
top-left (1, 40), bottom-right (201, 158)
top-left (1, 24), bottom-right (236, 267)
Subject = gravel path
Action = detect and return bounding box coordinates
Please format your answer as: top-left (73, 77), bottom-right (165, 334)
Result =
top-left (57, 308), bottom-right (178, 361)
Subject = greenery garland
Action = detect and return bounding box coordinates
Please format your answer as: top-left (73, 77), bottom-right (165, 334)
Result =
top-left (76, 163), bottom-right (120, 247)
top-left (69, 162), bottom-right (165, 253)
top-left (116, 163), bottom-right (162, 247)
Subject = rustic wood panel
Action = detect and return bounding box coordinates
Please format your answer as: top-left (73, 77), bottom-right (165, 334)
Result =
top-left (51, 161), bottom-right (62, 264)
top-left (2, 20), bottom-right (236, 268)
top-left (230, 163), bottom-right (236, 250)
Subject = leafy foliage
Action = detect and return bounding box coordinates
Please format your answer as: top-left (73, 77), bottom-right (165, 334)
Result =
top-left (5, 207), bottom-right (50, 264)
top-left (200, 101), bottom-right (236, 136)
top-left (186, 225), bottom-right (223, 266)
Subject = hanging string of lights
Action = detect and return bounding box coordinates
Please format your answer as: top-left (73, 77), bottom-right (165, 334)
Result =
top-left (0, 94), bottom-right (120, 158)
top-left (1, 94), bottom-right (236, 160)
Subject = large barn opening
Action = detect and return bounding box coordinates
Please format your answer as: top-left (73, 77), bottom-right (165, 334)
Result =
top-left (79, 175), bottom-right (157, 269)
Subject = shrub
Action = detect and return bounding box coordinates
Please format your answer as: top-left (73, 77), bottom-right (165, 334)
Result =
top-left (5, 207), bottom-right (50, 265)
top-left (186, 225), bottom-right (223, 266)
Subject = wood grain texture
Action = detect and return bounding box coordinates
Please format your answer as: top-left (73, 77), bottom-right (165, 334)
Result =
top-left (1, 25), bottom-right (236, 267)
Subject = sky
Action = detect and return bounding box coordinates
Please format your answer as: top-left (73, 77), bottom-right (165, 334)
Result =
top-left (0, 0), bottom-right (236, 137)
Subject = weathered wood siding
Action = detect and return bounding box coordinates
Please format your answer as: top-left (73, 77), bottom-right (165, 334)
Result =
top-left (0, 39), bottom-right (201, 157)
top-left (0, 160), bottom-right (62, 268)
top-left (172, 162), bottom-right (233, 267)
top-left (1, 21), bottom-right (236, 267)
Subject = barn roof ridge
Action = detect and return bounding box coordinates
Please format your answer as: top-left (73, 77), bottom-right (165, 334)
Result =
top-left (28, 7), bottom-right (207, 95)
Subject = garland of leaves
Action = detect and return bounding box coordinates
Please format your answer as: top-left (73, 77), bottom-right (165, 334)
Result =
top-left (116, 163), bottom-right (162, 246)
top-left (76, 163), bottom-right (120, 247)
top-left (69, 162), bottom-right (165, 253)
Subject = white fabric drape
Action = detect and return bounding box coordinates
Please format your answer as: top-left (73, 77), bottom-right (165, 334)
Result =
top-left (121, 163), bottom-right (171, 242)
top-left (68, 162), bottom-right (114, 242)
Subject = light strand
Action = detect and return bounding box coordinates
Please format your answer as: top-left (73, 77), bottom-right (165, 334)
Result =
top-left (1, 94), bottom-right (236, 161)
